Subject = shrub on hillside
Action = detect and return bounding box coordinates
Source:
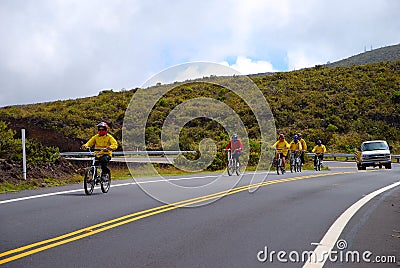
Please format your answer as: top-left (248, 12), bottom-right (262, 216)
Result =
top-left (0, 121), bottom-right (60, 165)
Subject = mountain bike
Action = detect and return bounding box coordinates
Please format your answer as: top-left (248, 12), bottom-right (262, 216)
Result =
top-left (84, 148), bottom-right (111, 195)
top-left (224, 149), bottom-right (240, 176)
top-left (290, 150), bottom-right (302, 173)
top-left (274, 148), bottom-right (286, 175)
top-left (314, 153), bottom-right (323, 171)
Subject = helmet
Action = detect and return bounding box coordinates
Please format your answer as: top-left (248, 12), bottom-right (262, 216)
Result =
top-left (317, 140), bottom-right (322, 145)
top-left (294, 135), bottom-right (299, 142)
top-left (97, 122), bottom-right (108, 136)
top-left (279, 133), bottom-right (285, 140)
top-left (232, 134), bottom-right (238, 141)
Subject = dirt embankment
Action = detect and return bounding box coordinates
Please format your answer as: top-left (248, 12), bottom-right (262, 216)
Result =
top-left (0, 158), bottom-right (83, 184)
top-left (0, 117), bottom-right (86, 185)
top-left (4, 117), bottom-right (84, 152)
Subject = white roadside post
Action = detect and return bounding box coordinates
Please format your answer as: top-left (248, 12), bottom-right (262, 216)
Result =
top-left (22, 129), bottom-right (26, 180)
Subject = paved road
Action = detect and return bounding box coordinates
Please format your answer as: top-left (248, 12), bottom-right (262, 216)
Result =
top-left (0, 162), bottom-right (399, 267)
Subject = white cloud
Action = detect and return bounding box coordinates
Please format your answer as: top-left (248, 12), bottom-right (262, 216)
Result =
top-left (221, 56), bottom-right (277, 74)
top-left (141, 62), bottom-right (241, 88)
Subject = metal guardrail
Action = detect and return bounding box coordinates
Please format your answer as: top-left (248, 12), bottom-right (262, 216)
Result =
top-left (306, 153), bottom-right (355, 161)
top-left (60, 150), bottom-right (196, 157)
top-left (60, 150), bottom-right (196, 164)
top-left (307, 153), bottom-right (400, 162)
top-left (60, 151), bottom-right (400, 163)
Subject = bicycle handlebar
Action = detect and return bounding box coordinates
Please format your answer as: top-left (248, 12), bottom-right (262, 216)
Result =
top-left (83, 147), bottom-right (111, 152)
top-left (224, 148), bottom-right (242, 153)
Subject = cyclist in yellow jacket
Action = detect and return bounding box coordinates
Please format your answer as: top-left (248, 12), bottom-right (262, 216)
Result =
top-left (81, 122), bottom-right (118, 177)
top-left (272, 134), bottom-right (290, 170)
top-left (297, 133), bottom-right (307, 165)
top-left (289, 135), bottom-right (303, 159)
top-left (312, 140), bottom-right (326, 168)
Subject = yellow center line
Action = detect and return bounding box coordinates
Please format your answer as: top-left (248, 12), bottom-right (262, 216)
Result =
top-left (0, 170), bottom-right (365, 265)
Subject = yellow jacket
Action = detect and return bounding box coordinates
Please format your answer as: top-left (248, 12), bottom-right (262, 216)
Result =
top-left (289, 141), bottom-right (303, 151)
top-left (272, 140), bottom-right (290, 156)
top-left (299, 138), bottom-right (307, 151)
top-left (84, 134), bottom-right (118, 157)
top-left (312, 145), bottom-right (326, 154)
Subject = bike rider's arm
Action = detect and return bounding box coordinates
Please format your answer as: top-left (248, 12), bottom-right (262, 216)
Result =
top-left (81, 135), bottom-right (97, 150)
top-left (285, 141), bottom-right (290, 148)
top-left (225, 141), bottom-right (232, 150)
top-left (301, 140), bottom-right (307, 151)
top-left (107, 135), bottom-right (118, 151)
top-left (237, 139), bottom-right (243, 152)
top-left (272, 140), bottom-right (279, 148)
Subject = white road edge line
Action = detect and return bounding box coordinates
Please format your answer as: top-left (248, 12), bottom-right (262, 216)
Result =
top-left (0, 171), bottom-right (270, 205)
top-left (303, 180), bottom-right (400, 268)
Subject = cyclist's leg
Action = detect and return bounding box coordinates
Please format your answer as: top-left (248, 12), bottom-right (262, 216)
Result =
top-left (235, 152), bottom-right (241, 164)
top-left (281, 153), bottom-right (286, 168)
top-left (314, 155), bottom-right (317, 167)
top-left (99, 155), bottom-right (111, 176)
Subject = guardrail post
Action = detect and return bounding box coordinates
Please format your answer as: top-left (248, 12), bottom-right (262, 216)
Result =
top-left (22, 129), bottom-right (27, 180)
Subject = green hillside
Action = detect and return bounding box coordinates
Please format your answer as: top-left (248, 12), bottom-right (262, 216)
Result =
top-left (326, 43), bottom-right (400, 68)
top-left (1, 61), bottom-right (400, 171)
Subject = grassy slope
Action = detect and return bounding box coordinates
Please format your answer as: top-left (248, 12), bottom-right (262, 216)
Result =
top-left (326, 43), bottom-right (400, 68)
top-left (0, 62), bottom-right (399, 156)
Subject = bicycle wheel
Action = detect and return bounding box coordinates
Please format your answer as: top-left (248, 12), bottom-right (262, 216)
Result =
top-left (235, 159), bottom-right (240, 176)
top-left (297, 158), bottom-right (302, 172)
top-left (290, 155), bottom-right (294, 173)
top-left (227, 159), bottom-right (234, 176)
top-left (84, 167), bottom-right (95, 195)
top-left (276, 158), bottom-right (281, 175)
top-left (281, 162), bottom-right (286, 174)
top-left (100, 171), bottom-right (111, 193)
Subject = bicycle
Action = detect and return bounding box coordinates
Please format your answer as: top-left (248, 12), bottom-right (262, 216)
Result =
top-left (274, 148), bottom-right (286, 175)
top-left (224, 149), bottom-right (240, 176)
top-left (314, 153), bottom-right (323, 171)
top-left (290, 150), bottom-right (302, 173)
top-left (83, 148), bottom-right (111, 195)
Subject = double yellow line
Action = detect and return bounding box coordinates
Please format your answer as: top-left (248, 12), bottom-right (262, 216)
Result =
top-left (0, 171), bottom-right (357, 265)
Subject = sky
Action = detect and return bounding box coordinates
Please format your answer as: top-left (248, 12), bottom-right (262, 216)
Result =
top-left (0, 0), bottom-right (399, 107)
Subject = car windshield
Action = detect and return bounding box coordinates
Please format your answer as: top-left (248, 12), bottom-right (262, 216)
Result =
top-left (362, 142), bottom-right (389, 151)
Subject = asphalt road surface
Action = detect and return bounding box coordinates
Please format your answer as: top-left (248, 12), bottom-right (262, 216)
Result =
top-left (1, 161), bottom-right (399, 267)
